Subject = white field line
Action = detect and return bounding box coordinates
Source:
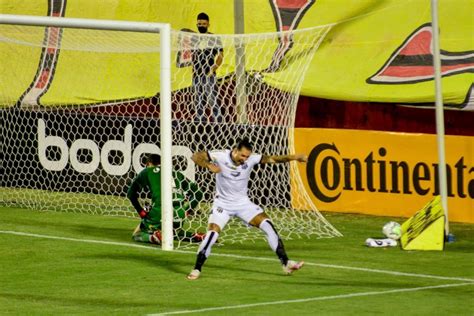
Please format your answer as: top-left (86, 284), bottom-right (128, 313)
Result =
top-left (149, 282), bottom-right (474, 315)
top-left (1, 230), bottom-right (473, 284)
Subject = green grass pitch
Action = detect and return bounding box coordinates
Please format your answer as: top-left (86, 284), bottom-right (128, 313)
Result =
top-left (0, 207), bottom-right (473, 315)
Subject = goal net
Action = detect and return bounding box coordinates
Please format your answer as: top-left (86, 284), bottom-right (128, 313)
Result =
top-left (0, 17), bottom-right (342, 249)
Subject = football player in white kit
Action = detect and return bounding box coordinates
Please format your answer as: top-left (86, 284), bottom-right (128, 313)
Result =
top-left (187, 138), bottom-right (306, 280)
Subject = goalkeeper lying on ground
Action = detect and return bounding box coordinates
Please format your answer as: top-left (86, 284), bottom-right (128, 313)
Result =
top-left (127, 154), bottom-right (204, 244)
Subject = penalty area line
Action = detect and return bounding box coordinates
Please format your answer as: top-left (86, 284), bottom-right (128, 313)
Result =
top-left (149, 282), bottom-right (474, 315)
top-left (1, 229), bottom-right (473, 284)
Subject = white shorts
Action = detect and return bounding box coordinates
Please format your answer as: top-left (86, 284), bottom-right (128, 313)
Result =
top-left (208, 201), bottom-right (263, 230)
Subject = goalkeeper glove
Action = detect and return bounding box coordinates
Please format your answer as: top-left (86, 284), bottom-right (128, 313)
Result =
top-left (138, 205), bottom-right (150, 218)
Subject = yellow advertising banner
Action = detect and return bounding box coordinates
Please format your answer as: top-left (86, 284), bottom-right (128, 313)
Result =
top-left (1, 0), bottom-right (472, 108)
top-left (294, 128), bottom-right (474, 223)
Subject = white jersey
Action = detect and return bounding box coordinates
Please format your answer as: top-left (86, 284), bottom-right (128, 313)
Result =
top-left (208, 149), bottom-right (262, 207)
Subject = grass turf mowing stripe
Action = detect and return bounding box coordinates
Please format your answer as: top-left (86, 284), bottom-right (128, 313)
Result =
top-left (1, 229), bottom-right (473, 283)
top-left (149, 282), bottom-right (474, 315)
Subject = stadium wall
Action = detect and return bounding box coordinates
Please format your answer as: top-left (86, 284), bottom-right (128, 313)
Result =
top-left (296, 97), bottom-right (474, 136)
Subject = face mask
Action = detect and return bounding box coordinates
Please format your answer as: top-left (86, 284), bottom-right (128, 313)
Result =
top-left (197, 26), bottom-right (208, 34)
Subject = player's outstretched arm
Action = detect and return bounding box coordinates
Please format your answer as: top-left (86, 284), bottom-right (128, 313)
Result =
top-left (192, 151), bottom-right (221, 173)
top-left (261, 154), bottom-right (307, 164)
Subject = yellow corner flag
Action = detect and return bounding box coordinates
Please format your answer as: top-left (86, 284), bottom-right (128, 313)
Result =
top-left (400, 196), bottom-right (445, 251)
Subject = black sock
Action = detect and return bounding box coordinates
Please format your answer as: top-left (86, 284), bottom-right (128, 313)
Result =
top-left (260, 219), bottom-right (289, 265)
top-left (194, 252), bottom-right (207, 271)
top-left (276, 238), bottom-right (289, 266)
top-left (193, 230), bottom-right (219, 271)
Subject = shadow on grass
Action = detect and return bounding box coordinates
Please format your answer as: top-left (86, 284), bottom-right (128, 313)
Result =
top-left (68, 223), bottom-right (132, 240)
top-left (3, 214), bottom-right (133, 241)
top-left (0, 292), bottom-right (155, 308)
top-left (79, 252), bottom-right (192, 275)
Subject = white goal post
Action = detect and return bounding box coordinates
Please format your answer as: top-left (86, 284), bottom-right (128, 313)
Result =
top-left (0, 14), bottom-right (175, 250)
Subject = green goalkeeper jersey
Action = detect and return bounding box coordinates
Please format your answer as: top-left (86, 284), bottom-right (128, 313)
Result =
top-left (127, 166), bottom-right (203, 223)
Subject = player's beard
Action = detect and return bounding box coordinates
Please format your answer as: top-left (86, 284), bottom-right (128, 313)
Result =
top-left (198, 26), bottom-right (208, 33)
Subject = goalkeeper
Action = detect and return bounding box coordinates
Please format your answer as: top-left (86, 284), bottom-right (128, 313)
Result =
top-left (127, 154), bottom-right (204, 244)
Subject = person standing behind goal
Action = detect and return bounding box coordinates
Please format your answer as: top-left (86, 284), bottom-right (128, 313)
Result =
top-left (192, 12), bottom-right (223, 123)
top-left (187, 138), bottom-right (305, 280)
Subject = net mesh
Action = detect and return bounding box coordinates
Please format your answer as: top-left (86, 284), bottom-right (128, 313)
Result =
top-left (0, 22), bottom-right (341, 249)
